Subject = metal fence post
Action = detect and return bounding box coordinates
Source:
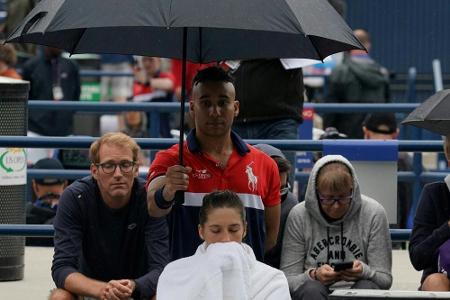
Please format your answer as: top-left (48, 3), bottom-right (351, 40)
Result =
top-left (406, 67), bottom-right (417, 102)
top-left (0, 77), bottom-right (29, 280)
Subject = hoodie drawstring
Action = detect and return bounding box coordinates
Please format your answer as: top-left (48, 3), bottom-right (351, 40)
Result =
top-left (326, 227), bottom-right (330, 264)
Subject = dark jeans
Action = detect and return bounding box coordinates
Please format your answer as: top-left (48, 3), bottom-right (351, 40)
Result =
top-left (292, 279), bottom-right (381, 300)
top-left (233, 118), bottom-right (300, 187)
top-left (146, 112), bottom-right (171, 138)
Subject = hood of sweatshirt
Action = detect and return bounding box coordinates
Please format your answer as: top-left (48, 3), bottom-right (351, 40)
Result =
top-left (281, 155), bottom-right (393, 291)
top-left (305, 154), bottom-right (362, 227)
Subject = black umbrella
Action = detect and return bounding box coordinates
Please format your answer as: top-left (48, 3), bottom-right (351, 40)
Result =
top-left (8, 0), bottom-right (364, 163)
top-left (402, 89), bottom-right (450, 136)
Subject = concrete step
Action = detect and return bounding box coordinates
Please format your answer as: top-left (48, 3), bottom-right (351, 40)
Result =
top-left (0, 248), bottom-right (423, 299)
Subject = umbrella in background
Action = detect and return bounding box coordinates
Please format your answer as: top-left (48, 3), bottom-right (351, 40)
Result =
top-left (7, 0), bottom-right (364, 164)
top-left (402, 89), bottom-right (450, 136)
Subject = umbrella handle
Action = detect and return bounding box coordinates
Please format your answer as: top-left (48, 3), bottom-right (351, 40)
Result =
top-left (178, 28), bottom-right (188, 166)
top-left (173, 191), bottom-right (185, 206)
top-left (175, 28), bottom-right (188, 205)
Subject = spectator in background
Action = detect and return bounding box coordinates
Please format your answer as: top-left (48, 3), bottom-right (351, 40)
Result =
top-left (22, 46), bottom-right (80, 136)
top-left (121, 103), bottom-right (150, 166)
top-left (254, 143), bottom-right (298, 269)
top-left (50, 132), bottom-right (169, 300)
top-left (122, 110), bottom-right (148, 139)
top-left (26, 158), bottom-right (67, 246)
top-left (157, 190), bottom-right (290, 300)
top-left (319, 127), bottom-right (348, 140)
top-left (409, 135), bottom-right (450, 291)
top-left (100, 54), bottom-right (134, 131)
top-left (146, 66), bottom-right (281, 262)
top-left (0, 42), bottom-right (21, 79)
top-left (133, 56), bottom-right (175, 138)
top-left (363, 112), bottom-right (413, 231)
top-left (324, 28), bottom-right (390, 138)
top-left (170, 59), bottom-right (212, 102)
top-left (230, 59), bottom-right (304, 187)
top-left (315, 126), bottom-right (348, 162)
top-left (27, 158), bottom-right (67, 223)
top-left (0, 0), bottom-right (7, 36)
top-left (281, 155), bottom-right (392, 300)
top-left (100, 54), bottom-right (134, 102)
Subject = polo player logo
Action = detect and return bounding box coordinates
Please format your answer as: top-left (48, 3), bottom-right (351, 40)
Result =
top-left (245, 162), bottom-right (258, 192)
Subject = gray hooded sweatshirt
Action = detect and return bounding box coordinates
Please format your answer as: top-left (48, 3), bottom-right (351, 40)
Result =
top-left (280, 155), bottom-right (392, 293)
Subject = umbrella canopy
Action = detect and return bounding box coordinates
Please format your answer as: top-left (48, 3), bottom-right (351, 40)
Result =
top-left (8, 0), bottom-right (363, 62)
top-left (8, 0), bottom-right (364, 164)
top-left (402, 89), bottom-right (450, 136)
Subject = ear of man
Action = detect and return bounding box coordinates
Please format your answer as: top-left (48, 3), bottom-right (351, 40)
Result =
top-left (90, 163), bottom-right (99, 180)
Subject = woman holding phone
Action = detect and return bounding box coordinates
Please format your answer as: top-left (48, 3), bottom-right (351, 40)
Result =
top-left (281, 155), bottom-right (392, 300)
top-left (157, 190), bottom-right (290, 300)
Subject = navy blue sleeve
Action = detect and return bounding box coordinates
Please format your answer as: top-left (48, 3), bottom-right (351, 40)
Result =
top-left (409, 184), bottom-right (450, 271)
top-left (134, 216), bottom-right (170, 299)
top-left (51, 187), bottom-right (84, 288)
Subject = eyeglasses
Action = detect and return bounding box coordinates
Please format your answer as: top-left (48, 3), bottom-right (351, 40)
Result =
top-left (95, 161), bottom-right (136, 174)
top-left (317, 190), bottom-right (352, 206)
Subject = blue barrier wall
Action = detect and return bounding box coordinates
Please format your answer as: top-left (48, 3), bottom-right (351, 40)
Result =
top-left (346, 0), bottom-right (450, 74)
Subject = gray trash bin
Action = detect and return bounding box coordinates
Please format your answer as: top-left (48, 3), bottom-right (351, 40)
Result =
top-left (0, 76), bottom-right (29, 281)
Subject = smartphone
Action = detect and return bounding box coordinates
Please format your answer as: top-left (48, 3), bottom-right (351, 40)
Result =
top-left (332, 261), bottom-right (354, 271)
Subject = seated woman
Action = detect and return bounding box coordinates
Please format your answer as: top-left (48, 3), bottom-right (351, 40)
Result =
top-left (157, 190), bottom-right (290, 300)
top-left (281, 155), bottom-right (392, 300)
top-left (409, 135), bottom-right (450, 291)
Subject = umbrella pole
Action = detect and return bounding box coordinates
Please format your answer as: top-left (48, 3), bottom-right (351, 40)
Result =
top-left (178, 27), bottom-right (188, 165)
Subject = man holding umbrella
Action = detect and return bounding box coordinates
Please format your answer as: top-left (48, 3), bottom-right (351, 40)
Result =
top-left (146, 66), bottom-right (281, 261)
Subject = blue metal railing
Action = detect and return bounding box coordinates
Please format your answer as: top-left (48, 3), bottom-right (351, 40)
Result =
top-left (28, 100), bottom-right (420, 113)
top-left (2, 135), bottom-right (442, 238)
top-left (26, 169), bottom-right (447, 186)
top-left (2, 101), bottom-right (444, 240)
top-left (0, 136), bottom-right (443, 151)
top-left (78, 70), bottom-right (336, 79)
top-left (0, 224), bottom-right (54, 237)
top-left (0, 224), bottom-right (414, 242)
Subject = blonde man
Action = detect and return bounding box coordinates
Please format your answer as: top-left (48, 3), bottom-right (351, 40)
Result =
top-left (50, 132), bottom-right (169, 300)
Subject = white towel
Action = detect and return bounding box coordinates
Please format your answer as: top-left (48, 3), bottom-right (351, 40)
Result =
top-left (157, 242), bottom-right (290, 300)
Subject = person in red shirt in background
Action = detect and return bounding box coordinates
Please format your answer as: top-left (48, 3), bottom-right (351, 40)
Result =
top-left (171, 60), bottom-right (216, 133)
top-left (0, 42), bottom-right (21, 79)
top-left (133, 57), bottom-right (175, 138)
top-left (170, 60), bottom-right (214, 101)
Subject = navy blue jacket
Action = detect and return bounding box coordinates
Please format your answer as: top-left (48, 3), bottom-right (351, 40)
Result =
top-left (264, 191), bottom-right (298, 268)
top-left (52, 176), bottom-right (169, 299)
top-left (409, 181), bottom-right (450, 284)
top-left (22, 54), bottom-right (81, 136)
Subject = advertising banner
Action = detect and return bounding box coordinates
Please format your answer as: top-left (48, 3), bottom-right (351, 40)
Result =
top-left (0, 148), bottom-right (27, 186)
